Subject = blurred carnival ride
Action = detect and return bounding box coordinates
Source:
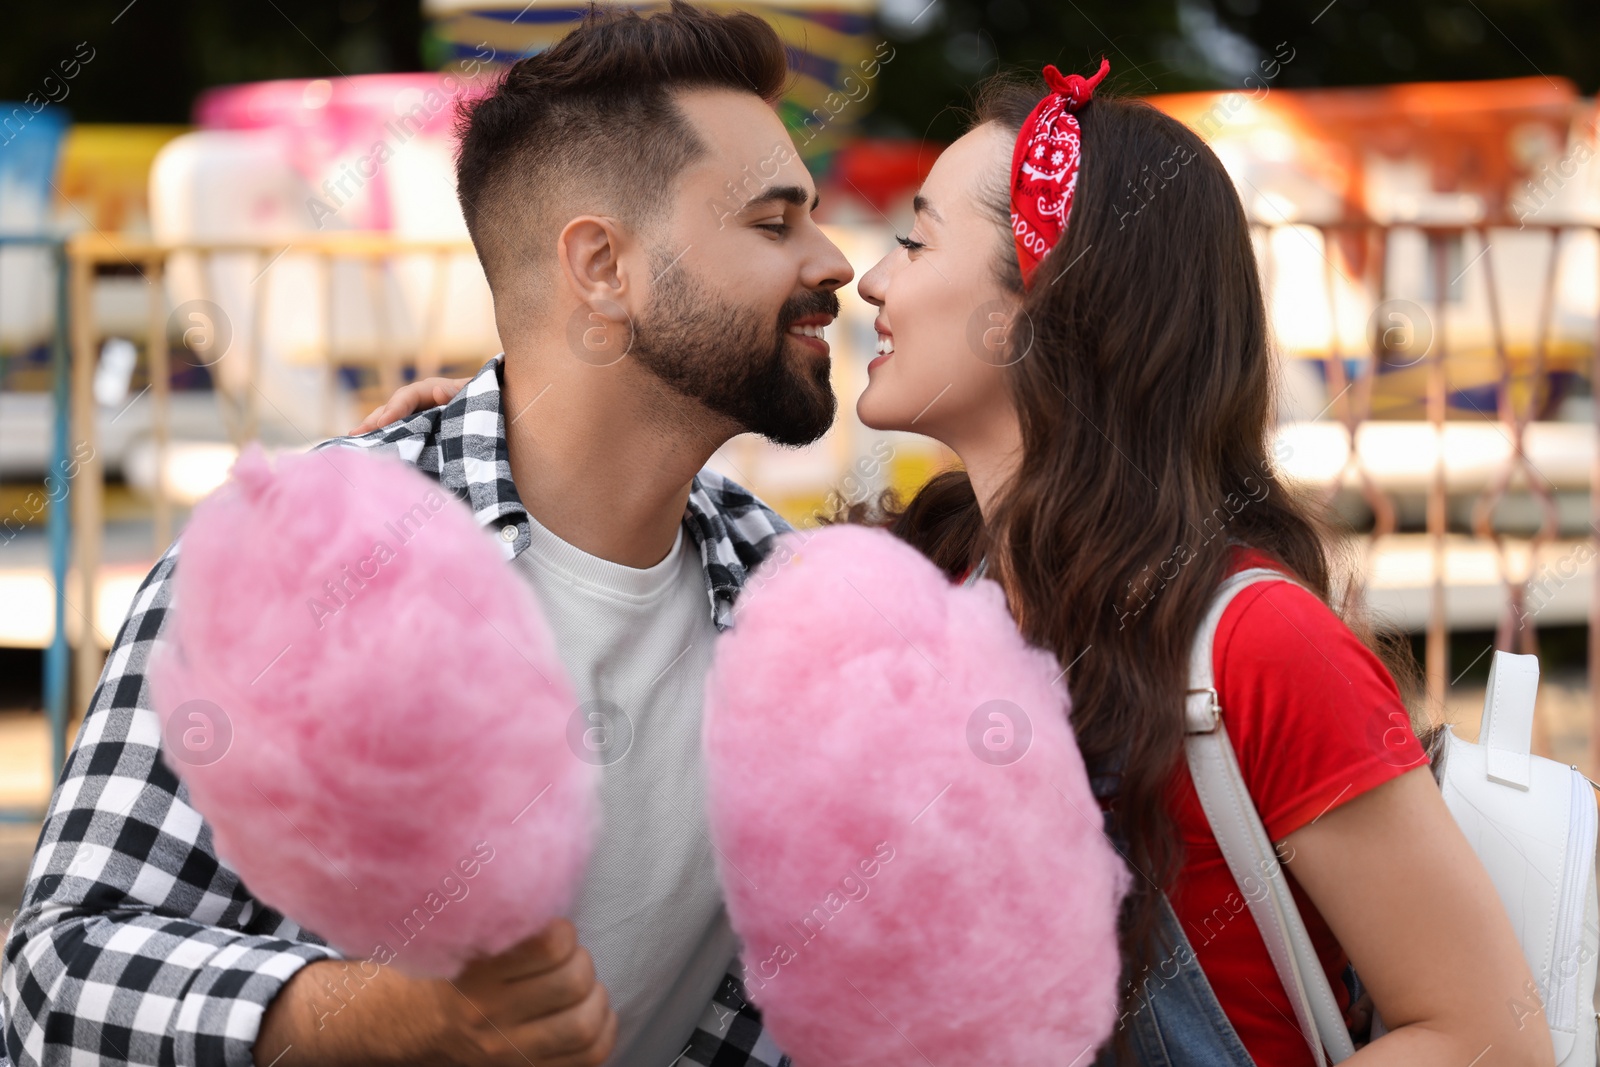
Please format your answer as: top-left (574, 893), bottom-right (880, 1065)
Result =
top-left (1147, 75), bottom-right (1600, 720)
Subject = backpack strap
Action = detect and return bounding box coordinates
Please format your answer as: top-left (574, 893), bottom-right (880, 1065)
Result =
top-left (1481, 651), bottom-right (1538, 790)
top-left (1184, 567), bottom-right (1356, 1065)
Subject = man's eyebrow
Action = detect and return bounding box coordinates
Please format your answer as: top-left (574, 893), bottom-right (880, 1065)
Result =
top-left (741, 184), bottom-right (821, 213)
top-left (912, 194), bottom-right (943, 223)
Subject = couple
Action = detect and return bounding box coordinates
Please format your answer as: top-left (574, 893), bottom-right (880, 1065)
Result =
top-left (350, 3), bottom-right (1548, 1066)
top-left (0, 5), bottom-right (1549, 1067)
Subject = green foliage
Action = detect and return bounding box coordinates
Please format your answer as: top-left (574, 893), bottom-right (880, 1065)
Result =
top-left (0, 0), bottom-right (421, 124)
top-left (869, 0), bottom-right (1600, 142)
top-left (0, 0), bottom-right (1591, 140)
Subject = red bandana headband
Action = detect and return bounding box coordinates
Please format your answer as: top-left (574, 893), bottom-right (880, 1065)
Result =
top-left (1009, 57), bottom-right (1110, 288)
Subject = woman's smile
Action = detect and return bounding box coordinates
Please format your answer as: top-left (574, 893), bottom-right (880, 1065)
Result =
top-left (869, 320), bottom-right (894, 372)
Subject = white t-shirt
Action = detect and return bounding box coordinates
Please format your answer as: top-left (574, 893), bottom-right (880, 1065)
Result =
top-left (508, 511), bottom-right (733, 1067)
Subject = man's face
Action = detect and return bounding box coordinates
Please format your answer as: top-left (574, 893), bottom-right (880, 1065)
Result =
top-left (631, 89), bottom-right (854, 447)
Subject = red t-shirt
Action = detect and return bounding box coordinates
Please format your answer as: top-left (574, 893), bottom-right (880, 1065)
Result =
top-left (1164, 547), bottom-right (1429, 1065)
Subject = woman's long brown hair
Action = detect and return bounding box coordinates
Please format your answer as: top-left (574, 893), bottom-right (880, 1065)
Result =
top-left (834, 73), bottom-right (1428, 1058)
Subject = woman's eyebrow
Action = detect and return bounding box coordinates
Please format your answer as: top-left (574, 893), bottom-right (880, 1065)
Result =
top-left (912, 194), bottom-right (943, 223)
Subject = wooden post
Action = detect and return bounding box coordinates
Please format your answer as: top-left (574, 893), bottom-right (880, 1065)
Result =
top-left (1589, 232), bottom-right (1600, 778)
top-left (1426, 234), bottom-right (1449, 716)
top-left (148, 254), bottom-right (171, 550)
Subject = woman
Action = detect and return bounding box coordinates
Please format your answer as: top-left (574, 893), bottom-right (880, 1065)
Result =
top-left (353, 63), bottom-right (1551, 1067)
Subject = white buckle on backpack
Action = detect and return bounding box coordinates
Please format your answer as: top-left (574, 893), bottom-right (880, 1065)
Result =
top-left (1184, 687), bottom-right (1221, 734)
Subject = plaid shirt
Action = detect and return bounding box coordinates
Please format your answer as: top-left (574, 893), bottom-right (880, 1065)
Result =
top-left (1, 355), bottom-right (792, 1067)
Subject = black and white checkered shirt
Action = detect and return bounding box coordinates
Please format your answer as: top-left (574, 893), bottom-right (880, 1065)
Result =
top-left (1, 354), bottom-right (792, 1067)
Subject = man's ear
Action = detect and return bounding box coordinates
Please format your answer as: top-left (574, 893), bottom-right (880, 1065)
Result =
top-left (556, 215), bottom-right (636, 321)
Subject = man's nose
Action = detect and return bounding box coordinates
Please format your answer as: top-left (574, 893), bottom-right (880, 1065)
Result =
top-left (805, 232), bottom-right (855, 291)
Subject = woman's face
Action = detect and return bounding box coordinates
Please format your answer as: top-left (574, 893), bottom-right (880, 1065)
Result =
top-left (856, 122), bottom-right (1024, 454)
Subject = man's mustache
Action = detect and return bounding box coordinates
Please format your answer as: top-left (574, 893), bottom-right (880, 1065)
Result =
top-left (778, 289), bottom-right (841, 328)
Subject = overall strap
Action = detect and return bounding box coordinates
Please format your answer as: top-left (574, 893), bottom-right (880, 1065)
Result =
top-left (1183, 567), bottom-right (1356, 1065)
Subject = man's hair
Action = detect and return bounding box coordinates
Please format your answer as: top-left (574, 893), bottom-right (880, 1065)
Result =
top-left (454, 0), bottom-right (790, 294)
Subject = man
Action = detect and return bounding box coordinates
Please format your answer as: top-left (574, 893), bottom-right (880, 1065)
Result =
top-left (0, 3), bottom-right (851, 1065)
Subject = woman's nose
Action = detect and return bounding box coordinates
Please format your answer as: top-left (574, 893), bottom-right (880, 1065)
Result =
top-left (856, 255), bottom-right (892, 307)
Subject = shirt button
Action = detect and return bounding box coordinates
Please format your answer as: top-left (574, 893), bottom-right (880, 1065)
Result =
top-left (500, 524), bottom-right (517, 542)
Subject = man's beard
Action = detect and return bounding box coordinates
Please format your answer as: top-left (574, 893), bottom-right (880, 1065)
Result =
top-left (628, 255), bottom-right (839, 447)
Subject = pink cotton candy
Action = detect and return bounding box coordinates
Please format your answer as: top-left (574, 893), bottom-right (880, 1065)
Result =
top-left (704, 524), bottom-right (1130, 1067)
top-left (149, 444), bottom-right (595, 978)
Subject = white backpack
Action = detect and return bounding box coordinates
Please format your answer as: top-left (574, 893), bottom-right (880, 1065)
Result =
top-left (1184, 568), bottom-right (1599, 1065)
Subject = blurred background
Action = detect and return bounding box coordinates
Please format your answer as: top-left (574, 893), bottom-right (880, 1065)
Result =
top-left (4, 0), bottom-right (1600, 935)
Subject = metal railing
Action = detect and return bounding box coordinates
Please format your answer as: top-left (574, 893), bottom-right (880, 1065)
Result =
top-left (1258, 218), bottom-right (1600, 763)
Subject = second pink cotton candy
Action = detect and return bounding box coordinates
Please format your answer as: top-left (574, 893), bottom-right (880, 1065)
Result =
top-left (703, 523), bottom-right (1131, 1067)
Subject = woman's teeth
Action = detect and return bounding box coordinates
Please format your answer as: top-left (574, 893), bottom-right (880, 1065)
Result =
top-left (788, 324), bottom-right (826, 339)
top-left (875, 334), bottom-right (895, 356)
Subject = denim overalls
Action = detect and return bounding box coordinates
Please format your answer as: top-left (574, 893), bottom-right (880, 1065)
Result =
top-left (957, 560), bottom-right (1364, 1066)
top-left (1084, 766), bottom-right (1366, 1067)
